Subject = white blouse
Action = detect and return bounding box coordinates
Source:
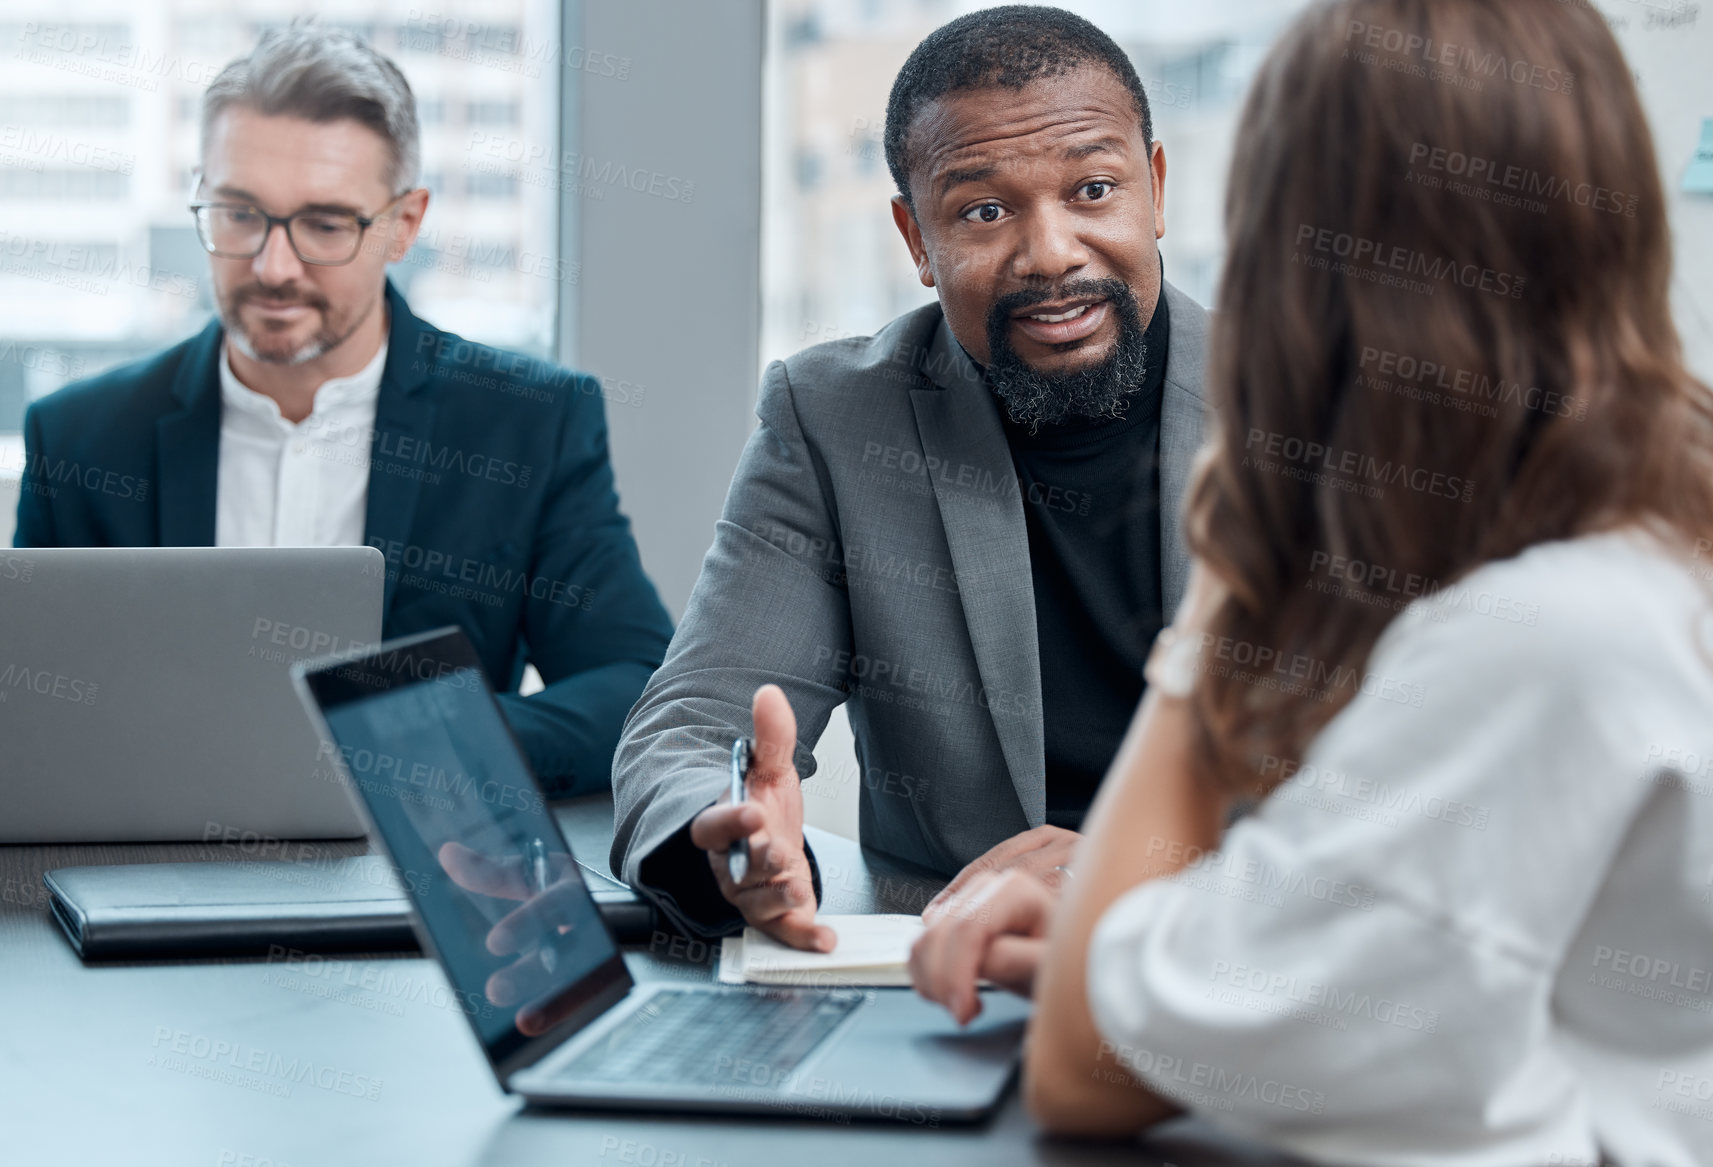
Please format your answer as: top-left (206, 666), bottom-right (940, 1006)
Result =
top-left (1089, 529), bottom-right (1713, 1167)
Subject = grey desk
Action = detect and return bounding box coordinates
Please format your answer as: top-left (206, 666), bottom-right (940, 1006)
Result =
top-left (0, 794), bottom-right (1303, 1167)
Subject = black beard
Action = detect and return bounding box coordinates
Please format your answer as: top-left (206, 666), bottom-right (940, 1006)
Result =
top-left (983, 277), bottom-right (1150, 433)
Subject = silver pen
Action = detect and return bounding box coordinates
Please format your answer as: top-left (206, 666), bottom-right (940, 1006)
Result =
top-left (728, 738), bottom-right (751, 883)
top-left (527, 836), bottom-right (551, 896)
top-left (525, 837), bottom-right (559, 974)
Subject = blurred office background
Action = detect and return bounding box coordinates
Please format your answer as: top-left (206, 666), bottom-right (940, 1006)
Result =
top-left (0, 0), bottom-right (1708, 837)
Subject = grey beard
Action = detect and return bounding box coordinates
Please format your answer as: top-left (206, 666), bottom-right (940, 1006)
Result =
top-left (220, 288), bottom-right (375, 367)
top-left (226, 324), bottom-right (334, 366)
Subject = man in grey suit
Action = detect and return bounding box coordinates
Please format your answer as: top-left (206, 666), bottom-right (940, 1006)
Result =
top-left (612, 6), bottom-right (1209, 948)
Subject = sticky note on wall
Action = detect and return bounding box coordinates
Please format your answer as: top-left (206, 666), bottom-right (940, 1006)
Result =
top-left (1686, 118), bottom-right (1713, 194)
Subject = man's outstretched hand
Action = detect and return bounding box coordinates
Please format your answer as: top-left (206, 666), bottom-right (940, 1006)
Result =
top-left (688, 684), bottom-right (836, 953)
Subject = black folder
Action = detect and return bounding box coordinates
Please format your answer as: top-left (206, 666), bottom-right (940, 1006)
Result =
top-left (44, 854), bottom-right (656, 960)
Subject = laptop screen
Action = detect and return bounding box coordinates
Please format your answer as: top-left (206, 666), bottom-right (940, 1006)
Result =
top-left (306, 633), bottom-right (628, 1070)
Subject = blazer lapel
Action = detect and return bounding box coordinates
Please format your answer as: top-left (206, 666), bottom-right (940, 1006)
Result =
top-left (155, 319), bottom-right (223, 546)
top-left (364, 281), bottom-right (436, 615)
top-left (909, 316), bottom-right (1044, 828)
top-left (1156, 281), bottom-right (1212, 621)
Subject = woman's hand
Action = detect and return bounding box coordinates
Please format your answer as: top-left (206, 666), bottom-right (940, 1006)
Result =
top-left (908, 870), bottom-right (1054, 1024)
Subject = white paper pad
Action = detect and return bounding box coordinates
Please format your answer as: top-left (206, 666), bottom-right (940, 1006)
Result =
top-left (716, 914), bottom-right (922, 987)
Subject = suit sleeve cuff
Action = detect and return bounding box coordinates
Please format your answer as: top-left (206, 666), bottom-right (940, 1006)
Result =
top-left (635, 807), bottom-right (743, 938)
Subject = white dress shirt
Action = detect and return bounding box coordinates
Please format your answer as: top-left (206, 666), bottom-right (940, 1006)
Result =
top-left (214, 342), bottom-right (387, 548)
top-left (1089, 528), bottom-right (1713, 1167)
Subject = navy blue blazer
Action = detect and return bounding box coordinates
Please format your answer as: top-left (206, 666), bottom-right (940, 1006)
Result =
top-left (14, 281), bottom-right (674, 796)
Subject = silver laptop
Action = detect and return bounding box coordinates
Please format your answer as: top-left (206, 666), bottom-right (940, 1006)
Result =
top-left (0, 546), bottom-right (380, 843)
top-left (295, 628), bottom-right (1029, 1122)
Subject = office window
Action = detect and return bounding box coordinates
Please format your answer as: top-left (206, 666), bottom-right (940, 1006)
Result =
top-left (760, 0), bottom-right (1314, 367)
top-left (0, 168), bottom-right (130, 199)
top-left (0, 93), bottom-right (129, 127)
top-left (466, 99), bottom-right (522, 125)
top-left (466, 170), bottom-right (522, 199)
top-left (0, 0), bottom-right (562, 445)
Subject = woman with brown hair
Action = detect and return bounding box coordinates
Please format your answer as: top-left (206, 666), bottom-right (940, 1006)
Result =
top-left (909, 0), bottom-right (1713, 1161)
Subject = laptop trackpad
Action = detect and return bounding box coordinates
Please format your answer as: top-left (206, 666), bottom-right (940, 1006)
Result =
top-left (786, 989), bottom-right (1030, 1120)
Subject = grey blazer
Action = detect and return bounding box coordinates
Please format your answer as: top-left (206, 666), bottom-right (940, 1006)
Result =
top-left (612, 282), bottom-right (1210, 935)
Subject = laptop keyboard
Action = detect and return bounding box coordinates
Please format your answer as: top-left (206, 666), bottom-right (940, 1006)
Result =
top-left (553, 987), bottom-right (866, 1091)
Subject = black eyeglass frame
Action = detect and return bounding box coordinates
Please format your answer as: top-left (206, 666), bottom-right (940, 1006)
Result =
top-left (187, 189), bottom-right (417, 266)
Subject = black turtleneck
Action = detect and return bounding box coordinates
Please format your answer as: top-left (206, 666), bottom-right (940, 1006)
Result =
top-left (999, 288), bottom-right (1170, 829)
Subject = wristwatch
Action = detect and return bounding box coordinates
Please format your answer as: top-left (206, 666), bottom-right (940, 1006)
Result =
top-left (1143, 626), bottom-right (1201, 699)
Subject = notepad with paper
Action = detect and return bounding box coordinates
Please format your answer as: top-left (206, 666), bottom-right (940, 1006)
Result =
top-left (718, 913), bottom-right (923, 987)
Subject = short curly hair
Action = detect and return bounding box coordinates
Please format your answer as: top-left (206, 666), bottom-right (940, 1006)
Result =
top-left (884, 5), bottom-right (1153, 212)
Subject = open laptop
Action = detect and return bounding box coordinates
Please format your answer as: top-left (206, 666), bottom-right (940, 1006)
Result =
top-left (294, 627), bottom-right (1029, 1121)
top-left (0, 546), bottom-right (379, 843)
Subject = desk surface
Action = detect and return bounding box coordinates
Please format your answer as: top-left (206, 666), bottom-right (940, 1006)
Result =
top-left (0, 795), bottom-right (1302, 1167)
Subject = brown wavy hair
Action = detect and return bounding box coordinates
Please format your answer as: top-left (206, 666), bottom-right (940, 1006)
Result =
top-left (1187, 0), bottom-right (1713, 794)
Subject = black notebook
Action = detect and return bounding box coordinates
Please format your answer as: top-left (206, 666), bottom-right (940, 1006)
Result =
top-left (45, 854), bottom-right (656, 960)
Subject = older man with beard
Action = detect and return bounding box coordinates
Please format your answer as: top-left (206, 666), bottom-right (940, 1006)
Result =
top-left (611, 5), bottom-right (1211, 949)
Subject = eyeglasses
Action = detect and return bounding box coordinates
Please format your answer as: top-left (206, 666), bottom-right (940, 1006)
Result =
top-left (189, 189), bottom-right (415, 266)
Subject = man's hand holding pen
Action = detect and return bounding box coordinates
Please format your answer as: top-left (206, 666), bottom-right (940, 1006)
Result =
top-left (689, 684), bottom-right (835, 953)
